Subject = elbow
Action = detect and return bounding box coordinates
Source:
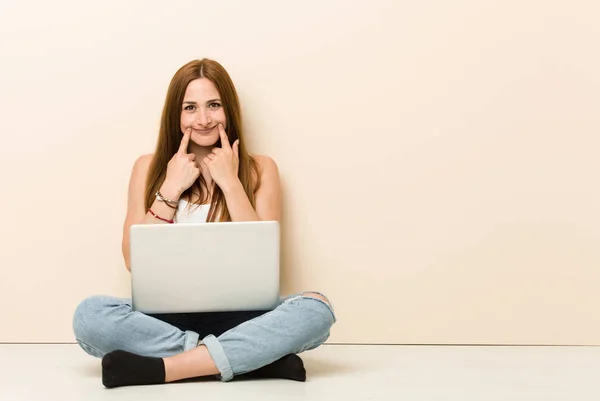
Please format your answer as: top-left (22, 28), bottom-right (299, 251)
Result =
top-left (122, 245), bottom-right (131, 272)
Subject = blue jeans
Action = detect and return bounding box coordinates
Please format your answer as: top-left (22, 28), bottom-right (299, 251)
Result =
top-left (72, 292), bottom-right (336, 382)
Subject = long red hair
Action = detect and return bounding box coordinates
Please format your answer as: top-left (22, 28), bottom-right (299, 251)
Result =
top-left (144, 59), bottom-right (260, 221)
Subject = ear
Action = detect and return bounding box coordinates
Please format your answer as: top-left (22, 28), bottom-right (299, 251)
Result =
top-left (233, 139), bottom-right (240, 158)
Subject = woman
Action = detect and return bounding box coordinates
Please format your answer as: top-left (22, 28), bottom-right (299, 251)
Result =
top-left (72, 59), bottom-right (336, 388)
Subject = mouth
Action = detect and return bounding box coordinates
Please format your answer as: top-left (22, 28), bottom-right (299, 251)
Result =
top-left (193, 127), bottom-right (216, 135)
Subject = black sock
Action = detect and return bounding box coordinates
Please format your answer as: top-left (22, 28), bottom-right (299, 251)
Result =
top-left (101, 350), bottom-right (305, 387)
top-left (242, 354), bottom-right (306, 382)
top-left (101, 350), bottom-right (165, 388)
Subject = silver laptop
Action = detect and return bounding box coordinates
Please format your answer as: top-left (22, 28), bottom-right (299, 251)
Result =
top-left (130, 221), bottom-right (280, 314)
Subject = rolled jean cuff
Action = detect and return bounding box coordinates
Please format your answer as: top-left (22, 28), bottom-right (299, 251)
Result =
top-left (183, 330), bottom-right (200, 352)
top-left (200, 334), bottom-right (234, 382)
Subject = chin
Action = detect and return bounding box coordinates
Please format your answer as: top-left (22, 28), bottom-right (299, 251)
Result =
top-left (191, 134), bottom-right (219, 147)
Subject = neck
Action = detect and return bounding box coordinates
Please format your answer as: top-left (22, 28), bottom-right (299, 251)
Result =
top-left (188, 142), bottom-right (215, 161)
top-left (188, 142), bottom-right (215, 189)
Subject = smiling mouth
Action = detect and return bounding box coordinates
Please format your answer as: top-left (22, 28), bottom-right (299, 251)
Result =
top-left (193, 127), bottom-right (216, 134)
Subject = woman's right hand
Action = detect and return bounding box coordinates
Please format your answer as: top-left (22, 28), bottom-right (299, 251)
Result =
top-left (161, 128), bottom-right (200, 199)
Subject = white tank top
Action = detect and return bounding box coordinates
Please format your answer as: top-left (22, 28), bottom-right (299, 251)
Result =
top-left (174, 199), bottom-right (210, 223)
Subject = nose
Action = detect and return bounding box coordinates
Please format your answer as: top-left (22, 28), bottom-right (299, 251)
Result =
top-left (196, 108), bottom-right (211, 127)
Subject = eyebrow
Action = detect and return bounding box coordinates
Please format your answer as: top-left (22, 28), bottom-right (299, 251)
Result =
top-left (182, 98), bottom-right (222, 105)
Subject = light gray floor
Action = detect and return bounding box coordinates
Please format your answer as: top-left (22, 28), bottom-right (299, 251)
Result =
top-left (0, 344), bottom-right (598, 400)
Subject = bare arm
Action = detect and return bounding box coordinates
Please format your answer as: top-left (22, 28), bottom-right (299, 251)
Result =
top-left (121, 155), bottom-right (185, 271)
top-left (122, 129), bottom-right (201, 270)
top-left (221, 155), bottom-right (282, 222)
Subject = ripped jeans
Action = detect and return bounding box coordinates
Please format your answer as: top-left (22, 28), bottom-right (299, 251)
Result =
top-left (72, 292), bottom-right (336, 381)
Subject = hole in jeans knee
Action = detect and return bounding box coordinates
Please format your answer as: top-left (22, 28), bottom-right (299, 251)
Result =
top-left (302, 292), bottom-right (333, 309)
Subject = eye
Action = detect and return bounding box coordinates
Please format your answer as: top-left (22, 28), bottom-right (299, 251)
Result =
top-left (184, 105), bottom-right (196, 111)
top-left (208, 102), bottom-right (221, 109)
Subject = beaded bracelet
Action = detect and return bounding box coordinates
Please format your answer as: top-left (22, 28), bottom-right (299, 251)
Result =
top-left (155, 190), bottom-right (179, 209)
top-left (148, 209), bottom-right (174, 224)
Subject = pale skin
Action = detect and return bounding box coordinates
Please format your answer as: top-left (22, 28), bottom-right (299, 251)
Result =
top-left (120, 77), bottom-right (330, 382)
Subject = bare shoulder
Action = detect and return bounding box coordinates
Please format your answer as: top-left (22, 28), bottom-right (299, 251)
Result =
top-left (133, 153), bottom-right (154, 172)
top-left (252, 155), bottom-right (279, 176)
top-left (250, 155), bottom-right (282, 220)
top-left (127, 154), bottom-right (154, 194)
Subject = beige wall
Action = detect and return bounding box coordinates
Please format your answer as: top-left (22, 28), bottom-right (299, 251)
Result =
top-left (1, 0), bottom-right (599, 344)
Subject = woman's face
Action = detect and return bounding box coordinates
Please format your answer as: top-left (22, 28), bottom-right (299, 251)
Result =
top-left (180, 78), bottom-right (226, 147)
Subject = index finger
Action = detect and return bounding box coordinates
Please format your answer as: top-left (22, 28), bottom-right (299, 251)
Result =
top-left (218, 124), bottom-right (231, 149)
top-left (178, 128), bottom-right (191, 154)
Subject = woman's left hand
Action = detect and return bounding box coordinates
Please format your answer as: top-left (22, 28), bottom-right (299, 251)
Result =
top-left (203, 123), bottom-right (240, 190)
